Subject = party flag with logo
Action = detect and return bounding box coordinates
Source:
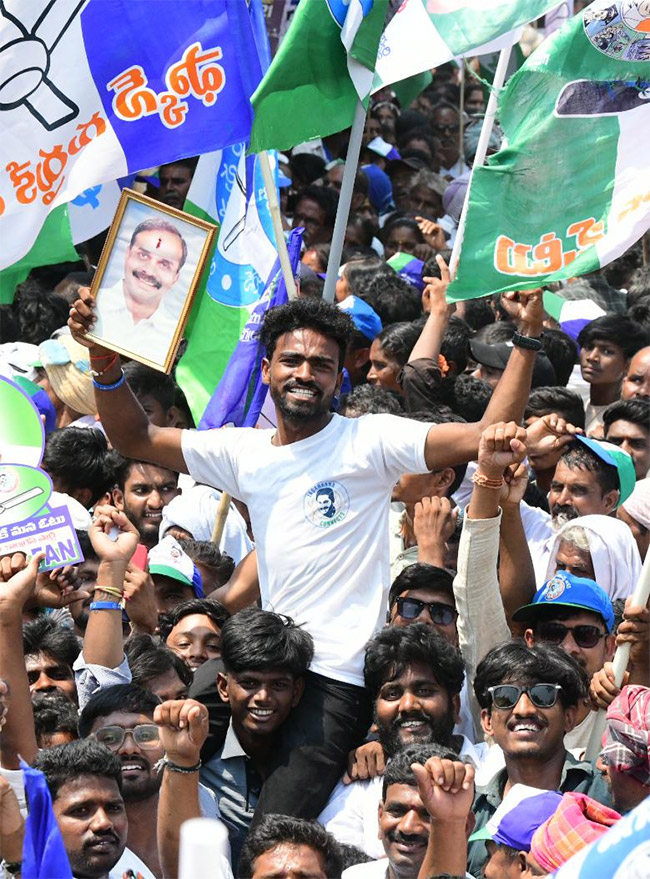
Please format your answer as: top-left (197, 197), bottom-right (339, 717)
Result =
top-left (449, 1), bottom-right (650, 301)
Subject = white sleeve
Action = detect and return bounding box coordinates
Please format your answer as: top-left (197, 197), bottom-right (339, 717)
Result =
top-left (181, 428), bottom-right (243, 499)
top-left (318, 780), bottom-right (366, 849)
top-left (363, 414), bottom-right (430, 484)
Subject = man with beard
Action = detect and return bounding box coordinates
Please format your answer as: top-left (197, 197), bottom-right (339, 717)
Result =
top-left (32, 738), bottom-right (131, 879)
top-left (78, 684), bottom-right (219, 878)
top-left (468, 641), bottom-right (609, 877)
top-left (70, 291), bottom-right (565, 819)
top-left (341, 744), bottom-right (465, 879)
top-left (319, 624), bottom-right (486, 858)
top-left (112, 456), bottom-right (180, 550)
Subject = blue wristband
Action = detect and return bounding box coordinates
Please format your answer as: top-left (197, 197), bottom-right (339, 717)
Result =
top-left (89, 601), bottom-right (122, 611)
top-left (93, 370), bottom-right (125, 391)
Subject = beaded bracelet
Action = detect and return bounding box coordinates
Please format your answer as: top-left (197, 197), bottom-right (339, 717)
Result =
top-left (90, 601), bottom-right (122, 611)
top-left (93, 370), bottom-right (125, 391)
top-left (471, 471), bottom-right (504, 490)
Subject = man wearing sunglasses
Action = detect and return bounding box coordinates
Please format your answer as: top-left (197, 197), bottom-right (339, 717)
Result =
top-left (79, 683), bottom-right (219, 877)
top-left (513, 571), bottom-right (616, 751)
top-left (468, 640), bottom-right (610, 877)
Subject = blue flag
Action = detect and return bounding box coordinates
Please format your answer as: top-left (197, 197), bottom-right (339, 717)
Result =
top-left (198, 228), bottom-right (304, 430)
top-left (21, 761), bottom-right (73, 879)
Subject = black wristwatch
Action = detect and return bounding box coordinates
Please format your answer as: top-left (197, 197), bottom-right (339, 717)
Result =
top-left (511, 330), bottom-right (543, 351)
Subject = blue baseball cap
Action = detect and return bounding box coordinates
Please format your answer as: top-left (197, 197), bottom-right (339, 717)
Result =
top-left (511, 571), bottom-right (615, 632)
top-left (338, 295), bottom-right (382, 343)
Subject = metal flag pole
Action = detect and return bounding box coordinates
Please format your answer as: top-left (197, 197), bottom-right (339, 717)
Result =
top-left (449, 44), bottom-right (512, 280)
top-left (323, 99), bottom-right (367, 302)
top-left (259, 150), bottom-right (298, 300)
top-left (458, 57), bottom-right (465, 166)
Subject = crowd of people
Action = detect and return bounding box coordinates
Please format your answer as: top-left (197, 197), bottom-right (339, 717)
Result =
top-left (1, 59), bottom-right (650, 879)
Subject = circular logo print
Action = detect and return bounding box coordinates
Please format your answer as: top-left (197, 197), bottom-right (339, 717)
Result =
top-left (304, 480), bottom-right (350, 529)
top-left (584, 1), bottom-right (650, 60)
top-left (543, 574), bottom-right (568, 601)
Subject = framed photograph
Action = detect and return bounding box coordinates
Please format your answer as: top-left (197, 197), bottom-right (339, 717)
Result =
top-left (86, 188), bottom-right (217, 373)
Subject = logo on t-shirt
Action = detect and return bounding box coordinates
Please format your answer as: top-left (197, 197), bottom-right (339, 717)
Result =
top-left (304, 480), bottom-right (350, 528)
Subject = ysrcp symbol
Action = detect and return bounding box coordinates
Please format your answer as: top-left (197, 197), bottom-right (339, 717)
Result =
top-left (584, 1), bottom-right (650, 60)
top-left (542, 573), bottom-right (568, 601)
top-left (304, 480), bottom-right (350, 528)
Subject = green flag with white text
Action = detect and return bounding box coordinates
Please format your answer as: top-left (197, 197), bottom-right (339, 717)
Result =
top-left (449, 0), bottom-right (650, 302)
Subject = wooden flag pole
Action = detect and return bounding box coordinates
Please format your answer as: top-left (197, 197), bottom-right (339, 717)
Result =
top-left (259, 151), bottom-right (298, 300)
top-left (449, 44), bottom-right (512, 280)
top-left (323, 99), bottom-right (367, 302)
top-left (585, 549), bottom-right (650, 762)
top-left (211, 491), bottom-right (232, 547)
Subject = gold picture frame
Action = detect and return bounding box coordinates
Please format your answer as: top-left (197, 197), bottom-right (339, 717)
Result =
top-left (85, 187), bottom-right (217, 373)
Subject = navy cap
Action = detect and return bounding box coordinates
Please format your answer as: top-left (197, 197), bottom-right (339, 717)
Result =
top-left (338, 295), bottom-right (382, 343)
top-left (511, 571), bottom-right (615, 632)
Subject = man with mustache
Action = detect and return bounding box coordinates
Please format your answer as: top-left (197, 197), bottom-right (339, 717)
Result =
top-left (92, 219), bottom-right (187, 365)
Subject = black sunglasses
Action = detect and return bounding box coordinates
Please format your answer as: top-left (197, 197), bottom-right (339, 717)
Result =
top-left (488, 683), bottom-right (562, 710)
top-left (394, 596), bottom-right (457, 627)
top-left (536, 621), bottom-right (606, 649)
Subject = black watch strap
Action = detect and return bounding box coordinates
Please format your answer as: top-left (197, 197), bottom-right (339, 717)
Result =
top-left (511, 330), bottom-right (543, 351)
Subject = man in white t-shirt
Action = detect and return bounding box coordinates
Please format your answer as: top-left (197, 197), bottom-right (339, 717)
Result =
top-left (70, 291), bottom-right (551, 819)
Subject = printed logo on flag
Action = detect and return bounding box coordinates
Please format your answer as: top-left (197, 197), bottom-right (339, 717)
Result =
top-left (584, 0), bottom-right (650, 60)
top-left (304, 480), bottom-right (350, 528)
top-left (325, 0), bottom-right (373, 28)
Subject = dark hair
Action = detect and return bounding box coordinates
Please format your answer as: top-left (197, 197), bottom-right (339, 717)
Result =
top-left (541, 329), bottom-right (578, 387)
top-left (130, 218), bottom-right (187, 271)
top-left (388, 563), bottom-right (455, 609)
top-left (160, 156), bottom-right (198, 174)
top-left (176, 538), bottom-right (236, 586)
top-left (23, 617), bottom-right (80, 668)
top-left (627, 300), bottom-right (650, 334)
top-left (344, 257), bottom-right (393, 300)
top-left (559, 441), bottom-right (620, 496)
top-left (406, 409), bottom-right (468, 495)
top-left (76, 529), bottom-right (99, 563)
top-left (375, 321), bottom-right (422, 368)
top-left (525, 387), bottom-right (586, 431)
top-left (220, 607), bottom-right (313, 678)
top-left (603, 398), bottom-right (650, 435)
top-left (32, 738), bottom-right (123, 801)
top-left (382, 742), bottom-right (459, 800)
top-left (364, 623), bottom-right (465, 703)
top-left (474, 640), bottom-right (589, 710)
top-left (366, 275), bottom-right (422, 326)
top-left (289, 154), bottom-right (327, 187)
top-left (124, 633), bottom-right (192, 691)
top-left (123, 361), bottom-right (177, 412)
top-left (444, 374), bottom-right (493, 422)
top-left (577, 314), bottom-right (649, 360)
top-left (110, 453), bottom-right (178, 493)
top-left (13, 281), bottom-right (70, 345)
top-left (258, 298), bottom-right (354, 370)
top-left (395, 110), bottom-right (429, 138)
top-left (627, 267), bottom-right (650, 306)
top-left (346, 213), bottom-right (375, 248)
top-left (0, 305), bottom-right (19, 343)
top-left (42, 427), bottom-right (114, 506)
top-left (464, 298), bottom-right (496, 332)
top-left (78, 684), bottom-right (161, 738)
top-left (398, 127), bottom-right (435, 156)
top-left (32, 691), bottom-right (79, 746)
top-left (158, 598), bottom-right (231, 643)
top-left (295, 184), bottom-right (339, 230)
top-left (339, 384), bottom-right (403, 416)
top-left (439, 316), bottom-right (471, 374)
top-left (382, 216), bottom-right (425, 248)
top-left (238, 815), bottom-right (342, 879)
top-left (473, 321), bottom-right (515, 346)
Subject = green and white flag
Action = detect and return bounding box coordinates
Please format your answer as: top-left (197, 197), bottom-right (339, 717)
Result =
top-left (250, 0), bottom-right (386, 152)
top-left (373, 0), bottom-right (558, 89)
top-left (449, 0), bottom-right (650, 302)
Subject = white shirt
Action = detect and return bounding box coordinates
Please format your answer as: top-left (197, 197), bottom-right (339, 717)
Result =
top-left (318, 736), bottom-right (489, 859)
top-left (93, 279), bottom-right (182, 366)
top-left (182, 413), bottom-right (431, 685)
top-left (109, 846), bottom-right (156, 879)
top-left (343, 861), bottom-right (388, 879)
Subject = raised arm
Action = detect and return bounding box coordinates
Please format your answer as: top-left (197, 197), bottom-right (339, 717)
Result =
top-left (68, 290), bottom-right (187, 473)
top-left (208, 548), bottom-right (260, 613)
top-left (408, 256), bottom-right (451, 364)
top-left (423, 288), bottom-right (544, 471)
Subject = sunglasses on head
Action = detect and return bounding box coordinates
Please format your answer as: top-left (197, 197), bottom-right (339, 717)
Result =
top-left (94, 724), bottom-right (160, 751)
top-left (488, 683), bottom-right (563, 710)
top-left (536, 621), bottom-right (606, 649)
top-left (394, 596), bottom-right (457, 627)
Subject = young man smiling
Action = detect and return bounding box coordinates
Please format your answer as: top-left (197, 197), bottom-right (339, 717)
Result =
top-left (70, 289), bottom-right (565, 817)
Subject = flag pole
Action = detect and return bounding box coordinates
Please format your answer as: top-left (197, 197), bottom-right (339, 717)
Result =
top-left (584, 550), bottom-right (650, 762)
top-left (259, 151), bottom-right (298, 300)
top-left (449, 44), bottom-right (512, 279)
top-left (458, 58), bottom-right (465, 166)
top-left (323, 99), bottom-right (367, 303)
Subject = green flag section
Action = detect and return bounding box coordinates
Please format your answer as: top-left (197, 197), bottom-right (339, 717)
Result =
top-left (250, 0), bottom-right (386, 152)
top-left (374, 0), bottom-right (557, 89)
top-left (449, 0), bottom-right (650, 302)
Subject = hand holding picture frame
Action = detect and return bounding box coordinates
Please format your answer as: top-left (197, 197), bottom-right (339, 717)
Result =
top-left (85, 188), bottom-right (217, 373)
